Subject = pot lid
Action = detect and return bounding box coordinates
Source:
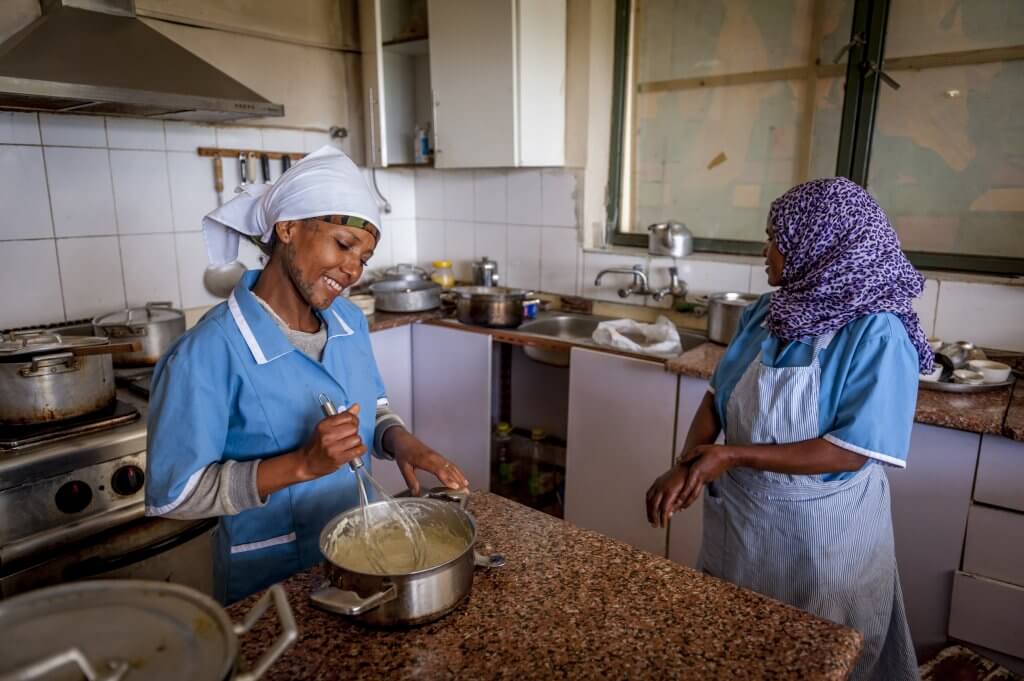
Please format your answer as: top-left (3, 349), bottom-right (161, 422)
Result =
top-left (0, 580), bottom-right (236, 681)
top-left (0, 331), bottom-right (109, 358)
top-left (94, 302), bottom-right (184, 327)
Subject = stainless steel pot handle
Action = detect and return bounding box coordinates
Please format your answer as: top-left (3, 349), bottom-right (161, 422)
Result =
top-left (0, 648), bottom-right (129, 681)
top-left (309, 582), bottom-right (397, 616)
top-left (424, 488), bottom-right (470, 508)
top-left (232, 584), bottom-right (298, 681)
top-left (22, 352), bottom-right (77, 377)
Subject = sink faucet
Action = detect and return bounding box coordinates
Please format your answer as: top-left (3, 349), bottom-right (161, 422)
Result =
top-left (594, 264), bottom-right (688, 301)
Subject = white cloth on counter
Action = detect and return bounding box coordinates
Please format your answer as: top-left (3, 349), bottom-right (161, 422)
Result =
top-left (201, 145), bottom-right (381, 266)
top-left (591, 316), bottom-right (682, 356)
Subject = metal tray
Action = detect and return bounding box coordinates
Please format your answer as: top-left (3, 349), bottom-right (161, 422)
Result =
top-left (919, 377), bottom-right (1015, 393)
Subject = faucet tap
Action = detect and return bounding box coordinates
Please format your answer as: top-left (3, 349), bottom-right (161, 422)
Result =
top-left (651, 266), bottom-right (688, 302)
top-left (594, 264), bottom-right (650, 299)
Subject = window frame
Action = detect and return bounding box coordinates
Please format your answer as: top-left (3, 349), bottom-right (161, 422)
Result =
top-left (606, 0), bottom-right (1024, 276)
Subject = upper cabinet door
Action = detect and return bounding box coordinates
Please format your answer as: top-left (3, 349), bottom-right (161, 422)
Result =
top-left (428, 0), bottom-right (517, 168)
top-left (359, 0), bottom-right (388, 167)
top-left (515, 0), bottom-right (566, 166)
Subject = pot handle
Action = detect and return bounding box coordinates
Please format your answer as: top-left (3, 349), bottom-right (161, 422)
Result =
top-left (232, 584), bottom-right (298, 681)
top-left (424, 487), bottom-right (470, 508)
top-left (0, 648), bottom-right (129, 681)
top-left (309, 582), bottom-right (397, 616)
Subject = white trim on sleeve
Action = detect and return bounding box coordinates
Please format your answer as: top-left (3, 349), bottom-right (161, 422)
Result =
top-left (823, 434), bottom-right (907, 468)
top-left (145, 467), bottom-right (206, 516)
top-left (230, 532), bottom-right (297, 554)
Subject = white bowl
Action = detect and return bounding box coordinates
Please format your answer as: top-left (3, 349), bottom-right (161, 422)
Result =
top-left (349, 294), bottom-right (375, 317)
top-left (927, 338), bottom-right (943, 353)
top-left (920, 366), bottom-right (943, 382)
top-left (952, 369), bottom-right (985, 385)
top-left (967, 360), bottom-right (1011, 384)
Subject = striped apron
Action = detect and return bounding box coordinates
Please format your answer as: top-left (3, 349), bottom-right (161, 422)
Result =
top-left (698, 335), bottom-right (919, 681)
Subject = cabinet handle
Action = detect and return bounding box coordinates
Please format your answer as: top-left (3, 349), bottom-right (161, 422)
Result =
top-left (368, 87), bottom-right (378, 166)
top-left (432, 88), bottom-right (441, 155)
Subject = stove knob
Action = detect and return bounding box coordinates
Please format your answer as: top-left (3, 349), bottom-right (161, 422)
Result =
top-left (55, 480), bottom-right (93, 514)
top-left (111, 465), bottom-right (145, 496)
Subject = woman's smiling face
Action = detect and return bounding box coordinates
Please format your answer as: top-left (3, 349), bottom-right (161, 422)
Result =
top-left (275, 217), bottom-right (377, 309)
top-left (763, 221), bottom-right (785, 288)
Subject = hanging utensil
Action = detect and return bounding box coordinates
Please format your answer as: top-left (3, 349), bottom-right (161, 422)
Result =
top-left (237, 152), bottom-right (247, 191)
top-left (213, 156), bottom-right (224, 206)
top-left (260, 154), bottom-right (271, 183)
top-left (246, 152), bottom-right (258, 185)
top-left (281, 155), bottom-right (292, 172)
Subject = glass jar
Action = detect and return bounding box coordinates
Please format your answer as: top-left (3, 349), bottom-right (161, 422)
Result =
top-left (431, 260), bottom-right (456, 289)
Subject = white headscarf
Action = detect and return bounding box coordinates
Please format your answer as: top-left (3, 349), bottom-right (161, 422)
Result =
top-left (201, 146), bottom-right (381, 266)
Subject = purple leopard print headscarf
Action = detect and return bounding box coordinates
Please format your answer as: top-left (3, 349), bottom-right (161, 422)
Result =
top-left (766, 177), bottom-right (934, 373)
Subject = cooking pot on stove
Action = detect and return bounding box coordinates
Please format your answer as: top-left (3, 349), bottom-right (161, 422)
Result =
top-left (311, 489), bottom-right (505, 627)
top-left (0, 331), bottom-right (117, 425)
top-left (0, 580), bottom-right (296, 681)
top-left (93, 301), bottom-right (186, 367)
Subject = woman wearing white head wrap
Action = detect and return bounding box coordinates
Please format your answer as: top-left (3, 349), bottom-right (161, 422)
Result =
top-left (146, 147), bottom-right (468, 603)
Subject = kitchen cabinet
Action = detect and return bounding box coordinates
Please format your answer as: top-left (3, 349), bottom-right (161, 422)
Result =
top-left (411, 324), bottom-right (492, 493)
top-left (565, 348), bottom-right (678, 556)
top-left (667, 376), bottom-right (710, 568)
top-left (369, 324), bottom-right (415, 494)
top-left (973, 434), bottom-right (1024, 513)
top-left (886, 423), bottom-right (980, 663)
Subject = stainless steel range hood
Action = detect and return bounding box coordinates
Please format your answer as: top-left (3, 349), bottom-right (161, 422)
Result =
top-left (0, 0), bottom-right (284, 122)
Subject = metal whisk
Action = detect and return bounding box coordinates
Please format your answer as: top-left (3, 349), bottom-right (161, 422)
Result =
top-left (318, 394), bottom-right (426, 573)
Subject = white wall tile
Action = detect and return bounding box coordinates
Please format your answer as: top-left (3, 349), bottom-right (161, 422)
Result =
top-left (474, 170), bottom-right (507, 224)
top-left (416, 218), bottom-right (446, 270)
top-left (0, 146), bottom-right (52, 240)
top-left (44, 147), bottom-right (117, 237)
top-left (303, 130), bottom-right (333, 152)
top-left (506, 225), bottom-right (541, 291)
top-left (110, 150), bottom-right (173, 234)
top-left (388, 218), bottom-right (418, 267)
top-left (912, 279), bottom-right (939, 338)
top-left (444, 221), bottom-right (475, 281)
top-left (175, 231), bottom-right (221, 308)
top-left (369, 219), bottom-right (395, 271)
top-left (541, 169), bottom-right (577, 227)
top-left (414, 169), bottom-right (444, 219)
top-left (541, 227), bottom-right (579, 296)
top-left (474, 223), bottom-right (507, 283)
top-left (164, 122), bottom-right (217, 152)
top-left (385, 169), bottom-right (416, 218)
top-left (443, 171), bottom-right (474, 221)
top-left (507, 169), bottom-right (542, 226)
top-left (748, 265), bottom-right (774, 294)
top-left (119, 234), bottom-right (181, 307)
top-left (674, 259), bottom-right (750, 295)
top-left (261, 128), bottom-right (305, 153)
top-left (39, 114), bottom-right (107, 147)
top-left (105, 118), bottom-right (165, 150)
top-left (581, 251), bottom-right (645, 302)
top-left (57, 236), bottom-right (126, 319)
top-left (934, 281), bottom-right (1024, 352)
top-left (219, 156), bottom-right (244, 200)
top-left (167, 152), bottom-right (217, 232)
top-left (0, 112), bottom-right (40, 144)
top-left (0, 240), bottom-right (64, 328)
top-left (216, 126), bottom-right (263, 150)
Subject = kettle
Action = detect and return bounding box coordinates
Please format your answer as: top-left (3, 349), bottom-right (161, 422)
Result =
top-left (471, 256), bottom-right (500, 287)
top-left (648, 222), bottom-right (693, 258)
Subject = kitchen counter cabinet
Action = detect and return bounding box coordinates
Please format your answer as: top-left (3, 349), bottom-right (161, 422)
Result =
top-left (368, 324), bottom-right (414, 495)
top-left (228, 493), bottom-right (862, 680)
top-left (668, 376), bottom-right (711, 568)
top-left (564, 348), bottom-right (677, 556)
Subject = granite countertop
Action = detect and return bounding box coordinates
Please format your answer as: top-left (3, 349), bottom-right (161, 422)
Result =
top-left (228, 493), bottom-right (862, 680)
top-left (666, 342), bottom-right (1018, 438)
top-left (1004, 381), bottom-right (1024, 441)
top-left (367, 309), bottom-right (444, 332)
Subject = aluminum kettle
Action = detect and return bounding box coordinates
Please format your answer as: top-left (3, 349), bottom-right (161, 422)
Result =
top-left (648, 222), bottom-right (693, 258)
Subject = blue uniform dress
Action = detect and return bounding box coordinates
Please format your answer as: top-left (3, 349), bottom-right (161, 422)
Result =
top-left (701, 294), bottom-right (920, 681)
top-left (145, 270), bottom-right (389, 604)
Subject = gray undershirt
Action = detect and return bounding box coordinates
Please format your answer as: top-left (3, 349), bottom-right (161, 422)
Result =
top-left (161, 297), bottom-right (406, 520)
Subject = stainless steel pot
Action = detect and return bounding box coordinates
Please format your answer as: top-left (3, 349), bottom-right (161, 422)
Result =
top-left (453, 286), bottom-right (528, 328)
top-left (702, 292), bottom-right (760, 345)
top-left (0, 580), bottom-right (296, 681)
top-left (380, 263), bottom-right (429, 283)
top-left (93, 302), bottom-right (186, 367)
top-left (310, 491), bottom-right (504, 627)
top-left (370, 280), bottom-right (442, 313)
top-left (0, 332), bottom-right (116, 425)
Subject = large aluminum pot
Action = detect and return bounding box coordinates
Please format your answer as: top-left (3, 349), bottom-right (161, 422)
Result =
top-left (93, 301), bottom-right (186, 367)
top-left (380, 263), bottom-right (428, 283)
top-left (0, 332), bottom-right (115, 425)
top-left (703, 292), bottom-right (759, 345)
top-left (310, 490), bottom-right (504, 627)
top-left (0, 580), bottom-right (296, 681)
top-left (453, 286), bottom-right (528, 328)
top-left (370, 279), bottom-right (442, 313)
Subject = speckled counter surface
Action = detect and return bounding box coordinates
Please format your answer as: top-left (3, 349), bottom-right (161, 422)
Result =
top-left (367, 309), bottom-right (444, 333)
top-left (1004, 382), bottom-right (1024, 441)
top-left (229, 493), bottom-right (861, 681)
top-left (666, 341), bottom-right (1016, 436)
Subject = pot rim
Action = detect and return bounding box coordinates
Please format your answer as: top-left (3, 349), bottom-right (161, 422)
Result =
top-left (319, 498), bottom-right (477, 578)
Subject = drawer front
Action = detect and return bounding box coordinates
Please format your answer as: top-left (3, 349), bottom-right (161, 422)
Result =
top-left (963, 505), bottom-right (1024, 587)
top-left (975, 435), bottom-right (1024, 512)
top-left (949, 571), bottom-right (1024, 659)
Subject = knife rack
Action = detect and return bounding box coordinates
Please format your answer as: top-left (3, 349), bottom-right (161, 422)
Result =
top-left (196, 147), bottom-right (304, 161)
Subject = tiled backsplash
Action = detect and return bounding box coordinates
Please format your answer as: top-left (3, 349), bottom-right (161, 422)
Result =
top-left (2, 111), bottom-right (1022, 352)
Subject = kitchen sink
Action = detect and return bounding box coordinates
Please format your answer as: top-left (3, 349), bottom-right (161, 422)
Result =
top-left (516, 313), bottom-right (707, 366)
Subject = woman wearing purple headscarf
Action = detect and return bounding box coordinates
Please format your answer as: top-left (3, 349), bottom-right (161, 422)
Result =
top-left (646, 178), bottom-right (931, 681)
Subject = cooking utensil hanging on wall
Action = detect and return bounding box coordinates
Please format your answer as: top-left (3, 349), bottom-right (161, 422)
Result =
top-left (281, 155), bottom-right (292, 172)
top-left (246, 152), bottom-right (258, 185)
top-left (260, 154), bottom-right (271, 183)
top-left (237, 152), bottom-right (247, 190)
top-left (213, 156), bottom-right (224, 204)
